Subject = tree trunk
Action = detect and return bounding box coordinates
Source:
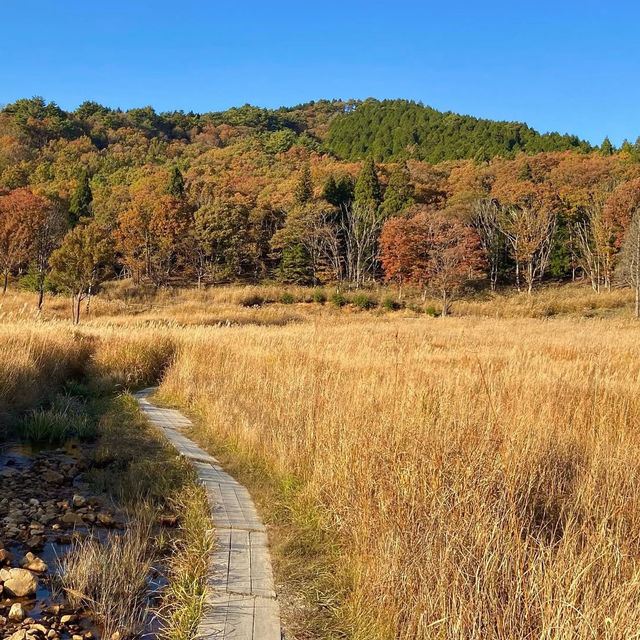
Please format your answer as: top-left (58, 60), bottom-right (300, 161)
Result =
top-left (636, 285), bottom-right (639, 320)
top-left (38, 284), bottom-right (44, 311)
top-left (441, 290), bottom-right (448, 317)
top-left (86, 285), bottom-right (92, 316)
top-left (75, 295), bottom-right (82, 325)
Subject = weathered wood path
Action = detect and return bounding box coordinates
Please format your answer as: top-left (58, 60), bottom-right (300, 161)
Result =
top-left (135, 388), bottom-right (281, 639)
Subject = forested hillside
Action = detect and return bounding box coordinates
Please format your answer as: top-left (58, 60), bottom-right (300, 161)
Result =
top-left (325, 99), bottom-right (593, 162)
top-left (2, 95), bottom-right (640, 319)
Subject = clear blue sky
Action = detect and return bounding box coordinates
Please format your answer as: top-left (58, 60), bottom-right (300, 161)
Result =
top-left (0, 1), bottom-right (637, 146)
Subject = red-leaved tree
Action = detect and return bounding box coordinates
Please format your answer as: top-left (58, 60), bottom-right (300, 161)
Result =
top-left (380, 210), bottom-right (486, 315)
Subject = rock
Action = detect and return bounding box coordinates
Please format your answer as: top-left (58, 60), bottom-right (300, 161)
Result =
top-left (44, 605), bottom-right (61, 615)
top-left (25, 536), bottom-right (45, 550)
top-left (0, 567), bottom-right (38, 597)
top-left (0, 547), bottom-right (12, 564)
top-left (111, 633), bottom-right (121, 640)
top-left (21, 552), bottom-right (48, 572)
top-left (71, 495), bottom-right (86, 508)
top-left (8, 630), bottom-right (27, 640)
top-left (43, 470), bottom-right (64, 484)
top-left (60, 615), bottom-right (76, 624)
top-left (30, 624), bottom-right (48, 634)
top-left (72, 635), bottom-right (83, 640)
top-left (97, 512), bottom-right (114, 527)
top-left (9, 602), bottom-right (26, 621)
top-left (61, 512), bottom-right (84, 526)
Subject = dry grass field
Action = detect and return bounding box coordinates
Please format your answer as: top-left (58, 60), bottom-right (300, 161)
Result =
top-left (2, 284), bottom-right (640, 639)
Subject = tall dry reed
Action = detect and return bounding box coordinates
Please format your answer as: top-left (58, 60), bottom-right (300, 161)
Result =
top-left (159, 316), bottom-right (640, 639)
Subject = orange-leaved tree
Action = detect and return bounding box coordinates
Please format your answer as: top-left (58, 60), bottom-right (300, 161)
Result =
top-left (380, 209), bottom-right (486, 315)
top-left (0, 188), bottom-right (60, 298)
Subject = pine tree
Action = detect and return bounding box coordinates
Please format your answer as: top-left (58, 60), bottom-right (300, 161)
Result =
top-left (69, 171), bottom-right (92, 226)
top-left (354, 156), bottom-right (381, 207)
top-left (381, 163), bottom-right (414, 216)
top-left (517, 161), bottom-right (533, 182)
top-left (336, 175), bottom-right (354, 207)
top-left (167, 166), bottom-right (185, 197)
top-left (279, 244), bottom-right (311, 284)
top-left (322, 175), bottom-right (339, 206)
top-left (600, 136), bottom-right (614, 156)
top-left (294, 163), bottom-right (313, 205)
top-left (621, 139), bottom-right (633, 154)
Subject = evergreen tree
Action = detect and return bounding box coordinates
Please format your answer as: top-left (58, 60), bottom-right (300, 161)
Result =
top-left (322, 175), bottom-right (339, 206)
top-left (336, 175), bottom-right (354, 207)
top-left (279, 243), bottom-right (311, 284)
top-left (380, 163), bottom-right (414, 216)
top-left (517, 161), bottom-right (533, 182)
top-left (354, 156), bottom-right (381, 207)
top-left (167, 166), bottom-right (185, 197)
top-left (69, 171), bottom-right (93, 226)
top-left (631, 137), bottom-right (640, 163)
top-left (294, 163), bottom-right (313, 205)
top-left (600, 136), bottom-right (614, 156)
top-left (621, 139), bottom-right (633, 154)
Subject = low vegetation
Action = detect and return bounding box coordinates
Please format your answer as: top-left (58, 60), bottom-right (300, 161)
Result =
top-left (2, 284), bottom-right (640, 638)
top-left (60, 525), bottom-right (155, 639)
top-left (156, 313), bottom-right (640, 638)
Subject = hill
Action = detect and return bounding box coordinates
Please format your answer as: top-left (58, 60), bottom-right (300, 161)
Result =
top-left (325, 98), bottom-right (592, 162)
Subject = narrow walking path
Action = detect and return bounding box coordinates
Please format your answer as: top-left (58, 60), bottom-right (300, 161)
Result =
top-left (134, 388), bottom-right (282, 640)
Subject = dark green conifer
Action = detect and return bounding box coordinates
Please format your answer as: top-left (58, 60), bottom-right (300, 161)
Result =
top-left (600, 136), bottom-right (614, 156)
top-left (167, 166), bottom-right (185, 197)
top-left (294, 163), bottom-right (313, 205)
top-left (354, 156), bottom-right (381, 207)
top-left (322, 175), bottom-right (339, 206)
top-left (517, 161), bottom-right (533, 182)
top-left (380, 163), bottom-right (414, 216)
top-left (69, 170), bottom-right (93, 225)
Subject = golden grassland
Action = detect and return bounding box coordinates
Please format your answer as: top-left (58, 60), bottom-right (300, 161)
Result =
top-left (3, 283), bottom-right (640, 638)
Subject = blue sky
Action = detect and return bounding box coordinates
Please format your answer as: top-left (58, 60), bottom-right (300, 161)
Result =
top-left (0, 1), bottom-right (637, 145)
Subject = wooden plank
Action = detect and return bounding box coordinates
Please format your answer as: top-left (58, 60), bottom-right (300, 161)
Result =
top-left (249, 531), bottom-right (276, 599)
top-left (252, 596), bottom-right (281, 639)
top-left (226, 529), bottom-right (251, 594)
top-left (135, 388), bottom-right (280, 639)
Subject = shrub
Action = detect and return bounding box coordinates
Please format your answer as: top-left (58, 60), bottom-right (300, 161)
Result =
top-left (312, 289), bottom-right (327, 304)
top-left (280, 291), bottom-right (296, 304)
top-left (352, 293), bottom-right (377, 310)
top-left (382, 296), bottom-right (402, 311)
top-left (18, 395), bottom-right (94, 443)
top-left (425, 305), bottom-right (438, 317)
top-left (239, 293), bottom-right (265, 307)
top-left (331, 292), bottom-right (346, 307)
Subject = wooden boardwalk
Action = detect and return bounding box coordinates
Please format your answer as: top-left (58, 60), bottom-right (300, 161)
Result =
top-left (135, 389), bottom-right (282, 639)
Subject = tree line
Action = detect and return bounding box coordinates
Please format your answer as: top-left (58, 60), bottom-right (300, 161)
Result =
top-left (2, 97), bottom-right (640, 321)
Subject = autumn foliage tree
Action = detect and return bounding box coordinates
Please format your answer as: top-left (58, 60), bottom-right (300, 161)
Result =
top-left (0, 188), bottom-right (63, 301)
top-left (616, 207), bottom-right (640, 318)
top-left (50, 221), bottom-right (114, 324)
top-left (380, 210), bottom-right (486, 315)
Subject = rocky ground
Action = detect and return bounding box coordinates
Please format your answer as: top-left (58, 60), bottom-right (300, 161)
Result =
top-left (0, 444), bottom-right (126, 640)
